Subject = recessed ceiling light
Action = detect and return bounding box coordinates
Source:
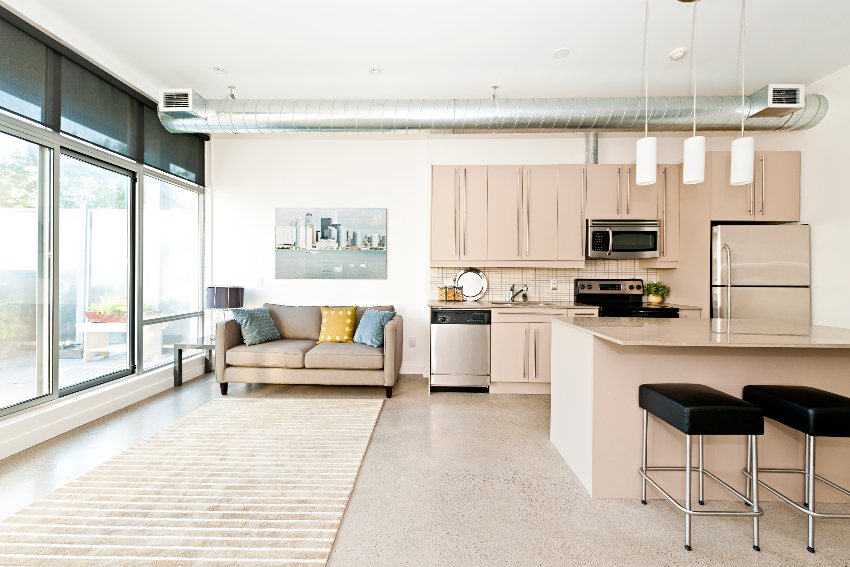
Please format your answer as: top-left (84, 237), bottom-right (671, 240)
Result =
top-left (668, 47), bottom-right (689, 61)
top-left (368, 66), bottom-right (382, 75)
top-left (212, 66), bottom-right (227, 74)
top-left (552, 47), bottom-right (571, 59)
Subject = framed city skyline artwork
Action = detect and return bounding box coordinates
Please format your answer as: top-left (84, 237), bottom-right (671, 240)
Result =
top-left (274, 207), bottom-right (387, 279)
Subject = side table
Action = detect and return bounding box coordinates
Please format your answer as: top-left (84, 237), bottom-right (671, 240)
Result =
top-left (174, 338), bottom-right (215, 387)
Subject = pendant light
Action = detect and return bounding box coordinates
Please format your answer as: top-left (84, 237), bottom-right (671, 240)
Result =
top-left (635, 0), bottom-right (657, 186)
top-left (730, 0), bottom-right (754, 186)
top-left (682, 1), bottom-right (705, 185)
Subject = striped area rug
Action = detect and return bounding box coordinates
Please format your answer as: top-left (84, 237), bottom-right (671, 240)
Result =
top-left (0, 398), bottom-right (384, 566)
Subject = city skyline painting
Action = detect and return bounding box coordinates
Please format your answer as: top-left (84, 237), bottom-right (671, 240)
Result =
top-left (274, 207), bottom-right (387, 279)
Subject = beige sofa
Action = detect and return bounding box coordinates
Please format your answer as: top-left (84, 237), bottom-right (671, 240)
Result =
top-left (216, 304), bottom-right (403, 397)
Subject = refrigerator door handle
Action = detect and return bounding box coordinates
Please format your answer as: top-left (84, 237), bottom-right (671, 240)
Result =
top-left (723, 243), bottom-right (733, 319)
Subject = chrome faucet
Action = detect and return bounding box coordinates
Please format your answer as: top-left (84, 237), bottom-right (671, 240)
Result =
top-left (508, 284), bottom-right (528, 303)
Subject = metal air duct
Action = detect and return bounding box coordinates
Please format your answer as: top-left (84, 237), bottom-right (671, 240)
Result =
top-left (158, 92), bottom-right (828, 135)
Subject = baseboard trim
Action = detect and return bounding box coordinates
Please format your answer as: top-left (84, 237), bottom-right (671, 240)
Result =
top-left (489, 382), bottom-right (551, 395)
top-left (0, 356), bottom-right (206, 461)
top-left (400, 363), bottom-right (423, 376)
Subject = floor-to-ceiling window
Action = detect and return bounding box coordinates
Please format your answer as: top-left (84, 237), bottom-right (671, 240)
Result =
top-left (57, 154), bottom-right (134, 391)
top-left (0, 131), bottom-right (49, 411)
top-left (142, 175), bottom-right (202, 370)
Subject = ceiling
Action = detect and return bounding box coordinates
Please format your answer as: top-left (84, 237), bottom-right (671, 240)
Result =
top-left (4, 0), bottom-right (850, 102)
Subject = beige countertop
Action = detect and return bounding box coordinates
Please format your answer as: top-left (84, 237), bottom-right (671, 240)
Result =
top-left (552, 317), bottom-right (850, 348)
top-left (428, 300), bottom-right (598, 310)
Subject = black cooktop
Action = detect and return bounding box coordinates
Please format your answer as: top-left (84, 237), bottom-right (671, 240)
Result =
top-left (574, 278), bottom-right (679, 319)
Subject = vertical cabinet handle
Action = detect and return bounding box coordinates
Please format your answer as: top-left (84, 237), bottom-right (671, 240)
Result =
top-left (523, 327), bottom-right (529, 379)
top-left (760, 156), bottom-right (766, 216)
top-left (660, 167), bottom-right (667, 257)
top-left (516, 169), bottom-right (522, 258)
top-left (532, 328), bottom-right (539, 381)
top-left (616, 167), bottom-right (621, 215)
top-left (626, 167), bottom-right (631, 215)
top-left (748, 180), bottom-right (754, 216)
top-left (463, 167), bottom-right (468, 256)
top-left (580, 167), bottom-right (586, 256)
top-left (453, 168), bottom-right (459, 256)
top-left (525, 169), bottom-right (531, 256)
top-left (723, 243), bottom-right (733, 319)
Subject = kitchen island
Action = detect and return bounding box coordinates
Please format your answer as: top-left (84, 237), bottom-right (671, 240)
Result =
top-left (550, 317), bottom-right (850, 501)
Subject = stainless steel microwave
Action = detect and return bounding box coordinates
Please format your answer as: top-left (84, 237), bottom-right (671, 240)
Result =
top-left (586, 220), bottom-right (660, 259)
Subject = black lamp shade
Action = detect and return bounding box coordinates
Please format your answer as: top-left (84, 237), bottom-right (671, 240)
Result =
top-left (205, 286), bottom-right (244, 309)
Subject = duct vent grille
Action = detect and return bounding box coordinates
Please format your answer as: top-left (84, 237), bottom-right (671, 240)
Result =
top-left (158, 89), bottom-right (205, 119)
top-left (163, 92), bottom-right (190, 108)
top-left (771, 87), bottom-right (801, 105)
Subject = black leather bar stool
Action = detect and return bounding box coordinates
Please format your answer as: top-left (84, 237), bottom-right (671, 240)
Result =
top-left (742, 385), bottom-right (850, 553)
top-left (639, 383), bottom-right (765, 551)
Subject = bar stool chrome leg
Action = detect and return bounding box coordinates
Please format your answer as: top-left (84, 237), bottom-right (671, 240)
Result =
top-left (804, 434), bottom-right (811, 508)
top-left (751, 435), bottom-right (760, 551)
top-left (745, 435), bottom-right (753, 502)
top-left (641, 409), bottom-right (648, 505)
top-left (685, 435), bottom-right (692, 551)
top-left (807, 435), bottom-right (816, 553)
top-left (698, 436), bottom-right (705, 505)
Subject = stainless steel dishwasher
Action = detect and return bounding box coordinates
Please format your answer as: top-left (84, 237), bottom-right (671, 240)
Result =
top-left (430, 309), bottom-right (490, 390)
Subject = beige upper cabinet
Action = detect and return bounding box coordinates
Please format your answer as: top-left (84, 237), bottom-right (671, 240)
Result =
top-left (585, 164), bottom-right (658, 220)
top-left (459, 166), bottom-right (488, 260)
top-left (623, 165), bottom-right (660, 219)
top-left (710, 151), bottom-right (800, 222)
top-left (754, 151), bottom-right (801, 222)
top-left (584, 164), bottom-right (622, 219)
top-left (432, 165), bottom-right (488, 261)
top-left (523, 166), bottom-right (558, 260)
top-left (657, 164), bottom-right (680, 263)
top-left (487, 165), bottom-right (522, 261)
top-left (557, 165), bottom-right (585, 261)
top-left (431, 165), bottom-right (460, 261)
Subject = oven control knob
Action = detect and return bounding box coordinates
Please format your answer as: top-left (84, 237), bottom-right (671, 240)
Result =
top-left (636, 284), bottom-right (642, 290)
top-left (629, 285), bottom-right (635, 290)
top-left (587, 284), bottom-right (593, 289)
top-left (579, 284), bottom-right (586, 289)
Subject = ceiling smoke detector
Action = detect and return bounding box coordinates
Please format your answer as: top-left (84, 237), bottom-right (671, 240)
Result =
top-left (368, 66), bottom-right (382, 75)
top-left (668, 47), bottom-right (689, 61)
top-left (212, 66), bottom-right (227, 74)
top-left (552, 47), bottom-right (571, 59)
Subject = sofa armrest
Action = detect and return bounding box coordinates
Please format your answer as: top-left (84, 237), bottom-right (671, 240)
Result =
top-left (383, 314), bottom-right (403, 387)
top-left (215, 319), bottom-right (243, 383)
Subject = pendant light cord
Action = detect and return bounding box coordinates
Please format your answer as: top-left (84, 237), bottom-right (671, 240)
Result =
top-left (738, 0), bottom-right (747, 138)
top-left (690, 2), bottom-right (697, 138)
top-left (643, 0), bottom-right (650, 138)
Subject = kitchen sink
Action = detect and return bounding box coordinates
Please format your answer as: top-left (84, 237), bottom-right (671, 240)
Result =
top-left (489, 301), bottom-right (558, 307)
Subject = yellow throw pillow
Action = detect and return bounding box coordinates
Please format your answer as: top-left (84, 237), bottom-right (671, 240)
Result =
top-left (318, 306), bottom-right (358, 343)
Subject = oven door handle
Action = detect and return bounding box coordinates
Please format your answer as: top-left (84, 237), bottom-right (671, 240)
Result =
top-left (607, 228), bottom-right (613, 256)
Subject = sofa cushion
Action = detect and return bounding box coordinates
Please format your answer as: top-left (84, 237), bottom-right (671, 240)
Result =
top-left (354, 308), bottom-right (396, 348)
top-left (226, 339), bottom-right (316, 368)
top-left (304, 342), bottom-right (384, 370)
top-left (264, 304), bottom-right (322, 340)
top-left (230, 307), bottom-right (282, 346)
top-left (318, 306), bottom-right (357, 343)
top-left (355, 305), bottom-right (394, 328)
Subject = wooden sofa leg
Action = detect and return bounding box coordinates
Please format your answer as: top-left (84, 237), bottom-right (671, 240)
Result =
top-left (385, 386), bottom-right (393, 399)
top-left (220, 383), bottom-right (229, 396)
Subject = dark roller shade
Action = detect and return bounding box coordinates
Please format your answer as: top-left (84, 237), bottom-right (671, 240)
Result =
top-left (0, 18), bottom-right (46, 122)
top-left (144, 106), bottom-right (205, 185)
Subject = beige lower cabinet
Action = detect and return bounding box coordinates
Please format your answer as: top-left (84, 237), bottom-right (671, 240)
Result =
top-left (678, 308), bottom-right (702, 319)
top-left (491, 308), bottom-right (597, 383)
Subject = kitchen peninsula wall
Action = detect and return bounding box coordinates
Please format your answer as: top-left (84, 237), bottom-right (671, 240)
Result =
top-left (430, 261), bottom-right (660, 303)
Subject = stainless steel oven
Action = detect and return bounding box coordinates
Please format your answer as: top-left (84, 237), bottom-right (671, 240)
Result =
top-left (586, 220), bottom-right (660, 259)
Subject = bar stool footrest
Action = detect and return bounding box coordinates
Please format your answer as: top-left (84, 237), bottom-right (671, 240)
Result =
top-left (640, 466), bottom-right (764, 518)
top-left (743, 468), bottom-right (850, 519)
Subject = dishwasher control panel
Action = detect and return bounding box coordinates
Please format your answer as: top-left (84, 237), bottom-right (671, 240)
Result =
top-left (431, 310), bottom-right (491, 325)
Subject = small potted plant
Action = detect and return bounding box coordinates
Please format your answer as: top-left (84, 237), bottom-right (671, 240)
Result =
top-left (644, 282), bottom-right (670, 305)
top-left (85, 297), bottom-right (128, 323)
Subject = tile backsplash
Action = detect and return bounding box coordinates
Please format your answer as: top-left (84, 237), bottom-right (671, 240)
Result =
top-left (430, 261), bottom-right (660, 303)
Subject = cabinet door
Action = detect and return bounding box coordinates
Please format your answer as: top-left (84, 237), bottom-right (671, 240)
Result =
top-left (755, 151), bottom-right (801, 222)
top-left (487, 165), bottom-right (522, 260)
top-left (431, 166), bottom-right (459, 260)
top-left (529, 323), bottom-right (552, 383)
top-left (556, 165), bottom-right (585, 261)
top-left (490, 322), bottom-right (529, 383)
top-left (459, 165), bottom-right (488, 260)
top-left (584, 164), bottom-right (622, 219)
top-left (658, 164), bottom-right (680, 263)
top-left (710, 152), bottom-right (754, 221)
top-left (678, 309), bottom-right (702, 319)
top-left (622, 165), bottom-right (659, 220)
top-left (523, 166), bottom-right (558, 260)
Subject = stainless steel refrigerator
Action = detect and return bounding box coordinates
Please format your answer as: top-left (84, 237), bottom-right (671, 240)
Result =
top-left (711, 224), bottom-right (811, 324)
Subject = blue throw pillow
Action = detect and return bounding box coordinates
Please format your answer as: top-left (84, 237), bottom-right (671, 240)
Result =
top-left (354, 308), bottom-right (396, 348)
top-left (231, 307), bottom-right (282, 346)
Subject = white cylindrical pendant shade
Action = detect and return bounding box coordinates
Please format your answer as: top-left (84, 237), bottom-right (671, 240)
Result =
top-left (635, 137), bottom-right (657, 186)
top-left (730, 136), bottom-right (755, 186)
top-left (682, 136), bottom-right (706, 185)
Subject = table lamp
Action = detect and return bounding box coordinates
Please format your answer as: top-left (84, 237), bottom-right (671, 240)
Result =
top-left (206, 286), bottom-right (244, 340)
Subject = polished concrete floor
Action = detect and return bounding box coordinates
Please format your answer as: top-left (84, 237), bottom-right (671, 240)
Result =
top-left (1, 374), bottom-right (848, 566)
